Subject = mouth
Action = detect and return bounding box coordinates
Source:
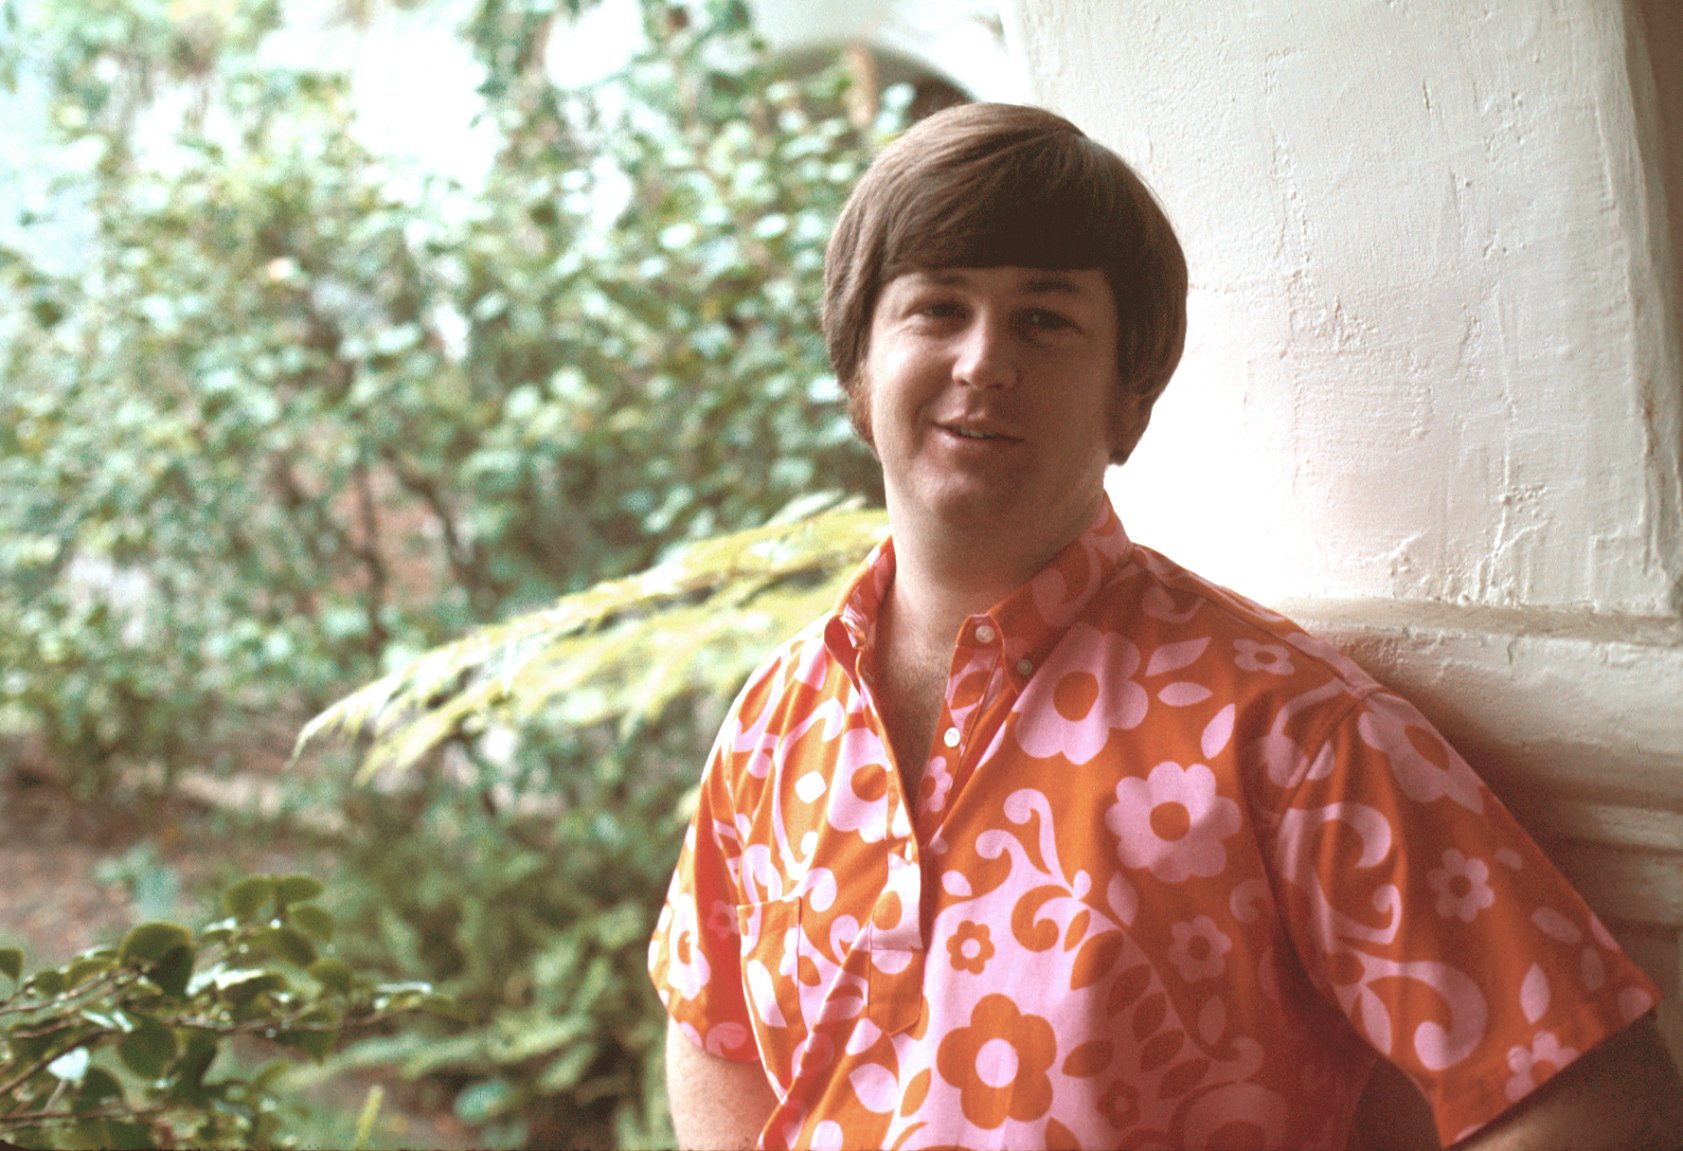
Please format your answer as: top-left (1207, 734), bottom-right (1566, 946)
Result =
top-left (938, 422), bottom-right (1019, 443)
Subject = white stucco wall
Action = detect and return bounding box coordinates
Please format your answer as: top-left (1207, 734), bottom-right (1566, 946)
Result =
top-left (1003, 0), bottom-right (1683, 1056)
top-left (1008, 0), bottom-right (1681, 616)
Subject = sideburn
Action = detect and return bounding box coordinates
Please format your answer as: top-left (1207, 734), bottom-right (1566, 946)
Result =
top-left (845, 376), bottom-right (878, 456)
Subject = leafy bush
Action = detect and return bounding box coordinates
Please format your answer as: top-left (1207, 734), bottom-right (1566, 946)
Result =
top-left (4, 0), bottom-right (909, 1143)
top-left (0, 873), bottom-right (451, 1149)
top-left (0, 0), bottom-right (888, 789)
top-left (302, 508), bottom-right (887, 1147)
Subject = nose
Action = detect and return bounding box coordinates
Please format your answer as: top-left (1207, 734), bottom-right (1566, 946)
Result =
top-left (952, 312), bottom-right (1017, 390)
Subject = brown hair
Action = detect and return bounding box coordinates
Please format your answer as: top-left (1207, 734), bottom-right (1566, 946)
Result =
top-left (822, 103), bottom-right (1188, 462)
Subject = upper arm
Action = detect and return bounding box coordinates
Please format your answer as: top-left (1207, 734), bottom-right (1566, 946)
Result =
top-left (665, 1017), bottom-right (778, 1151)
top-left (1453, 1016), bottom-right (1683, 1150)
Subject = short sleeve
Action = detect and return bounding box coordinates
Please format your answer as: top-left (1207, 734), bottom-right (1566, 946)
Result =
top-left (1265, 688), bottom-right (1660, 1146)
top-left (648, 725), bottom-right (760, 1062)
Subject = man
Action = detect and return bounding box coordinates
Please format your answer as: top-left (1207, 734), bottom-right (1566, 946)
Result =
top-left (648, 103), bottom-right (1682, 1149)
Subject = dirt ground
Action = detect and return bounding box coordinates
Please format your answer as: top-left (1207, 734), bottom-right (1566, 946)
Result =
top-left (0, 775), bottom-right (188, 963)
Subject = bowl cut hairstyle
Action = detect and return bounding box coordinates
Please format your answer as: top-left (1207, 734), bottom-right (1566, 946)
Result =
top-left (822, 102), bottom-right (1188, 463)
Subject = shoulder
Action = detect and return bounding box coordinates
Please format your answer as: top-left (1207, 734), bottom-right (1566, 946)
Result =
top-left (1072, 543), bottom-right (1423, 800)
top-left (700, 611), bottom-right (850, 798)
top-left (725, 613), bottom-right (838, 722)
top-left (1117, 543), bottom-right (1380, 693)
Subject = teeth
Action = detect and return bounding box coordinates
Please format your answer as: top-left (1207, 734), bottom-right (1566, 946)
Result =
top-left (951, 427), bottom-right (1000, 440)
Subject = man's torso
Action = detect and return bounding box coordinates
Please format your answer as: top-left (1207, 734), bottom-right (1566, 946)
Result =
top-left (650, 503), bottom-right (1657, 1149)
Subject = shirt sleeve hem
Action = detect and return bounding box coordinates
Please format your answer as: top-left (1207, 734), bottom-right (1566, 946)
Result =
top-left (1427, 1001), bottom-right (1661, 1147)
top-left (654, 986), bottom-right (764, 1064)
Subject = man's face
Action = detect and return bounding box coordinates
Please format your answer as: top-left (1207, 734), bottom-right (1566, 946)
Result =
top-left (857, 265), bottom-right (1139, 550)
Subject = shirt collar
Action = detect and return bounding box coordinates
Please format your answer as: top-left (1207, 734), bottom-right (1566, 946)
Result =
top-left (824, 496), bottom-right (1134, 683)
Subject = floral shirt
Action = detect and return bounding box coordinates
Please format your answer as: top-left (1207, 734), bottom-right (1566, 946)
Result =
top-left (648, 499), bottom-right (1658, 1150)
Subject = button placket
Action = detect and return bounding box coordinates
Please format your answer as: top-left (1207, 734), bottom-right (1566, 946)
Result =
top-left (865, 842), bottom-right (926, 1034)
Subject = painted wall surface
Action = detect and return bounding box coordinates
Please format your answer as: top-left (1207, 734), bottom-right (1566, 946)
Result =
top-left (1002, 0), bottom-right (1683, 1058)
top-left (1007, 0), bottom-right (1682, 616)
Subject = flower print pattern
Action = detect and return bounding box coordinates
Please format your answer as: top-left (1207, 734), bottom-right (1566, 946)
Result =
top-left (935, 995), bottom-right (1057, 1129)
top-left (1168, 915), bottom-right (1234, 982)
top-left (1357, 690), bottom-right (1486, 813)
top-left (1504, 1031), bottom-right (1579, 1102)
top-left (1013, 624), bottom-right (1148, 764)
top-left (664, 898), bottom-right (710, 1001)
top-left (705, 898), bottom-right (736, 942)
top-left (1428, 849), bottom-right (1496, 923)
top-left (1099, 1080), bottom-right (1140, 1130)
top-left (947, 921), bottom-right (994, 974)
top-left (649, 498), bottom-right (1659, 1150)
top-left (1233, 637), bottom-right (1295, 676)
top-left (1107, 761), bottom-right (1242, 883)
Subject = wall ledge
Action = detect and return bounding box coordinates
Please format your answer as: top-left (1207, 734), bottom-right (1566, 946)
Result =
top-left (1281, 596), bottom-right (1683, 810)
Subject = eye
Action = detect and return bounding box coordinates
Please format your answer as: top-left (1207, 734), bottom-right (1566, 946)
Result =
top-left (1020, 308), bottom-right (1076, 333)
top-left (905, 296), bottom-right (966, 325)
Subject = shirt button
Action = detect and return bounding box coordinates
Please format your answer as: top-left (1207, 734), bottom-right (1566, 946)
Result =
top-left (1016, 658), bottom-right (1034, 676)
top-left (974, 624), bottom-right (996, 644)
top-left (942, 727), bottom-right (961, 748)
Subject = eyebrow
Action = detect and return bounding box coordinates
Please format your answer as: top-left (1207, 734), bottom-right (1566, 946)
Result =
top-left (1021, 275), bottom-right (1088, 296)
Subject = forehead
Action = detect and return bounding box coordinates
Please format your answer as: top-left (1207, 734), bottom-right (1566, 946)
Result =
top-left (882, 265), bottom-right (1114, 302)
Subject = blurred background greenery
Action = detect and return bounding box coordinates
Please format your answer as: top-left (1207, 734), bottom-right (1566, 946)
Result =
top-left (0, 0), bottom-right (919, 1144)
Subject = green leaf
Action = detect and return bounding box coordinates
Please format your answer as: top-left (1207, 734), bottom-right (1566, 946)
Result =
top-left (278, 1003), bottom-right (342, 1061)
top-left (172, 1031), bottom-right (217, 1103)
top-left (105, 1121), bottom-right (153, 1149)
top-left (536, 1041), bottom-right (597, 1093)
top-left (119, 1015), bottom-right (179, 1077)
top-left (149, 944), bottom-right (195, 999)
top-left (493, 1015), bottom-right (591, 1063)
top-left (454, 1077), bottom-right (515, 1125)
top-left (274, 874), bottom-right (324, 907)
top-left (65, 953), bottom-right (115, 987)
top-left (418, 992), bottom-right (473, 1023)
top-left (251, 925), bottom-right (317, 967)
top-left (215, 969), bottom-right (289, 1004)
top-left (306, 957), bottom-right (355, 995)
top-left (223, 876), bottom-right (275, 923)
top-left (288, 902), bottom-right (336, 943)
top-left (27, 967), bottom-right (67, 997)
top-left (75, 1066), bottom-right (124, 1110)
top-left (118, 921), bottom-right (192, 965)
top-left (0, 945), bottom-right (22, 984)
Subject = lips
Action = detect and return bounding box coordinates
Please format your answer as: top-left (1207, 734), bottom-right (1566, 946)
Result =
top-left (936, 418), bottom-right (1021, 443)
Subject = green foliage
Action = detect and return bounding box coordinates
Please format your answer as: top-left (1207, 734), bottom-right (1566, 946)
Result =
top-left (303, 502), bottom-right (886, 780)
top-left (298, 505), bottom-right (881, 1147)
top-left (0, 874), bottom-right (450, 1149)
top-left (4, 0), bottom-right (907, 1143)
top-left (319, 757), bottom-right (688, 1148)
top-left (0, 0), bottom-right (889, 788)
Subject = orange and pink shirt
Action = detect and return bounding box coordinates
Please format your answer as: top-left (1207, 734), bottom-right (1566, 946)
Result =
top-left (648, 500), bottom-right (1658, 1149)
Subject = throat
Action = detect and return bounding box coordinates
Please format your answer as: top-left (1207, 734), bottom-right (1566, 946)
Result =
top-left (874, 586), bottom-right (961, 802)
top-left (875, 641), bottom-right (948, 801)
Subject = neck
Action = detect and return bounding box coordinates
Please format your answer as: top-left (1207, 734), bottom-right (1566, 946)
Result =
top-left (882, 488), bottom-right (1105, 648)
